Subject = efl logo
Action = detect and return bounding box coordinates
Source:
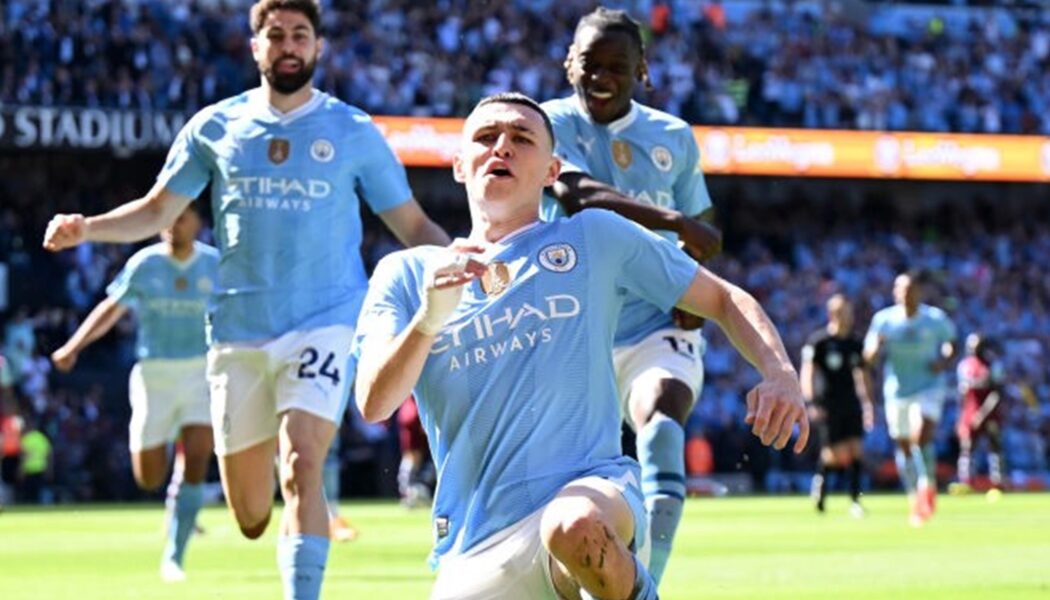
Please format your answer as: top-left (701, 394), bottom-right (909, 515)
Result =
top-left (269, 138), bottom-right (290, 164)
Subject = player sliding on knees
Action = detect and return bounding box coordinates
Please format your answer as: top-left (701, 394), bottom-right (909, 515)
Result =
top-left (354, 93), bottom-right (808, 600)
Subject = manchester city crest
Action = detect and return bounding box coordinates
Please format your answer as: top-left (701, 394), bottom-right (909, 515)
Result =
top-left (538, 243), bottom-right (577, 273)
top-left (650, 145), bottom-right (674, 172)
top-left (310, 138), bottom-right (335, 163)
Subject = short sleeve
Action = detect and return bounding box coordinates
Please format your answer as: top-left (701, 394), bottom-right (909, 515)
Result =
top-left (673, 131), bottom-right (712, 217)
top-left (355, 118), bottom-right (413, 214)
top-left (863, 312), bottom-right (884, 356)
top-left (800, 343), bottom-right (815, 363)
top-left (352, 253), bottom-right (419, 358)
top-left (157, 115), bottom-right (212, 198)
top-left (585, 211), bottom-right (698, 313)
top-left (106, 260), bottom-right (140, 307)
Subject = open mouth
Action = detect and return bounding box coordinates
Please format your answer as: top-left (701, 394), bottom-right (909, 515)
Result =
top-left (485, 163), bottom-right (514, 178)
top-left (588, 89), bottom-right (614, 100)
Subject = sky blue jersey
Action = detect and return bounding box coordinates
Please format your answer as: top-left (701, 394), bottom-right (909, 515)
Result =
top-left (355, 209), bottom-right (699, 565)
top-left (864, 304), bottom-right (957, 399)
top-left (106, 241), bottom-right (219, 360)
top-left (539, 97), bottom-right (712, 347)
top-left (157, 88), bottom-right (412, 343)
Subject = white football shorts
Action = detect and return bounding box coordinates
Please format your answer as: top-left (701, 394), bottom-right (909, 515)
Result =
top-left (613, 327), bottom-right (705, 430)
top-left (128, 356), bottom-right (211, 452)
top-left (430, 474), bottom-right (649, 600)
top-left (207, 325), bottom-right (353, 456)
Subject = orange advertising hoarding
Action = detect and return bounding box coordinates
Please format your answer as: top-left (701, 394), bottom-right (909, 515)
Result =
top-left (373, 116), bottom-right (1050, 182)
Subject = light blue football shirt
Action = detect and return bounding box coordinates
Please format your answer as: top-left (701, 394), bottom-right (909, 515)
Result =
top-left (106, 241), bottom-right (219, 360)
top-left (864, 304), bottom-right (957, 399)
top-left (355, 209), bottom-right (700, 565)
top-left (157, 88), bottom-right (412, 343)
top-left (539, 96), bottom-right (712, 347)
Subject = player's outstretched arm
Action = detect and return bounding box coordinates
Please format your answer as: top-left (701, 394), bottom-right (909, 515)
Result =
top-left (43, 183), bottom-right (193, 251)
top-left (51, 297), bottom-right (129, 373)
top-left (551, 172), bottom-right (721, 259)
top-left (675, 266), bottom-right (809, 452)
top-left (356, 245), bottom-right (485, 423)
top-left (378, 200), bottom-right (452, 248)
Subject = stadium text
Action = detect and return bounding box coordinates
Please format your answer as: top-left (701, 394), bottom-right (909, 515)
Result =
top-left (0, 106), bottom-right (187, 153)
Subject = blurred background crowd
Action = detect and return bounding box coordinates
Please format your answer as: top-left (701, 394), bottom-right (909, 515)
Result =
top-left (1, 0), bottom-right (1048, 132)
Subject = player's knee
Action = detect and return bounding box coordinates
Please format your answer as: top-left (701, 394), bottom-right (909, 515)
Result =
top-left (133, 470), bottom-right (167, 492)
top-left (650, 380), bottom-right (694, 425)
top-left (237, 511), bottom-right (271, 540)
top-left (541, 505), bottom-right (607, 564)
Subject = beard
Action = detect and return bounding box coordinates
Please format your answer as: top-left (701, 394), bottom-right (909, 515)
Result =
top-left (263, 56), bottom-right (316, 94)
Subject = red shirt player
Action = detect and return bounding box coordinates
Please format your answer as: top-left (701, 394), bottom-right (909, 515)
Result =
top-left (955, 334), bottom-right (1005, 490)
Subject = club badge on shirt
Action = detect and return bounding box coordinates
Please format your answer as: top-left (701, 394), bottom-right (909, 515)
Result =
top-left (612, 140), bottom-right (632, 170)
top-left (269, 138), bottom-right (290, 164)
top-left (480, 261), bottom-right (511, 297)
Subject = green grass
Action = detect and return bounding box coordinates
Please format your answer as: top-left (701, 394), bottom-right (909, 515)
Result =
top-left (2, 493), bottom-right (1048, 599)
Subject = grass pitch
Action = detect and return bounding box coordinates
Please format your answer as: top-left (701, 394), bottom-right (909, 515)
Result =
top-left (2, 493), bottom-right (1048, 599)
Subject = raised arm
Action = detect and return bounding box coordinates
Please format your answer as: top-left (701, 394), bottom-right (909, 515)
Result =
top-left (377, 200), bottom-right (452, 248)
top-left (356, 245), bottom-right (485, 422)
top-left (51, 297), bottom-right (129, 372)
top-left (550, 172), bottom-right (721, 260)
top-left (674, 266), bottom-right (808, 452)
top-left (43, 183), bottom-right (193, 250)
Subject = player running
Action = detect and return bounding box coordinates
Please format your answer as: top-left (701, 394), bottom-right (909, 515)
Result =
top-left (800, 294), bottom-right (874, 517)
top-left (42, 2), bottom-right (449, 597)
top-left (51, 206), bottom-right (217, 582)
top-left (954, 333), bottom-right (1006, 493)
top-left (354, 93), bottom-right (808, 600)
top-left (541, 7), bottom-right (721, 583)
top-left (864, 271), bottom-right (956, 526)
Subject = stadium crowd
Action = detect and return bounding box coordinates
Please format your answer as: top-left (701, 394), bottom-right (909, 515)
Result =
top-left (1, 152), bottom-right (1047, 501)
top-left (2, 0), bottom-right (1049, 134)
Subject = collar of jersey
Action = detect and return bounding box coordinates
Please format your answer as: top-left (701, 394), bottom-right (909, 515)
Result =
top-left (469, 220), bottom-right (542, 257)
top-left (166, 243), bottom-right (200, 270)
top-left (249, 88), bottom-right (324, 125)
top-left (574, 96), bottom-right (639, 135)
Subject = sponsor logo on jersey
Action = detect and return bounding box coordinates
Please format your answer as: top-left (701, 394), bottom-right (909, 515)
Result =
top-left (310, 138), bottom-right (335, 163)
top-left (430, 295), bottom-right (582, 371)
top-left (650, 145), bottom-right (674, 172)
top-left (612, 140), bottom-right (632, 169)
top-left (538, 243), bottom-right (577, 273)
top-left (268, 138), bottom-right (290, 164)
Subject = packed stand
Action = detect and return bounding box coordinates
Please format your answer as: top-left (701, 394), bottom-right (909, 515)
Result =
top-left (2, 0), bottom-right (1048, 134)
